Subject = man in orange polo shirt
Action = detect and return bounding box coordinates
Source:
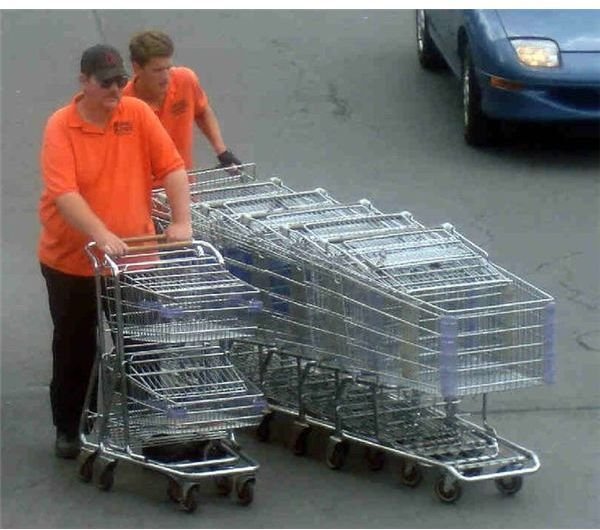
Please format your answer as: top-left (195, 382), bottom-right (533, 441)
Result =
top-left (39, 44), bottom-right (192, 458)
top-left (123, 30), bottom-right (241, 173)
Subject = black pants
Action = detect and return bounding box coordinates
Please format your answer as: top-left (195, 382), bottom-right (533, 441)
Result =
top-left (41, 263), bottom-right (98, 436)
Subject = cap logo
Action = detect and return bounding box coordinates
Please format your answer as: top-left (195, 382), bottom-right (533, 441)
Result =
top-left (104, 52), bottom-right (117, 65)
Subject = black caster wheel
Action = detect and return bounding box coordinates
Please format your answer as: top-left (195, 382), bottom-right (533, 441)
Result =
top-left (94, 460), bottom-right (117, 492)
top-left (180, 485), bottom-right (200, 513)
top-left (236, 476), bottom-right (255, 506)
top-left (256, 413), bottom-right (273, 442)
top-left (434, 475), bottom-right (463, 504)
top-left (77, 451), bottom-right (97, 483)
top-left (215, 475), bottom-right (234, 496)
top-left (398, 459), bottom-right (423, 488)
top-left (326, 439), bottom-right (349, 470)
top-left (167, 478), bottom-right (182, 503)
top-left (290, 424), bottom-right (311, 456)
top-left (365, 448), bottom-right (385, 472)
top-left (495, 465), bottom-right (523, 495)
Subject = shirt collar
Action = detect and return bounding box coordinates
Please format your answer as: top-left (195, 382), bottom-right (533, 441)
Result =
top-left (67, 92), bottom-right (123, 133)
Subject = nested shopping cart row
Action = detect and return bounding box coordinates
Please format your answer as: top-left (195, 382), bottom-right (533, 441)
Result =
top-left (150, 164), bottom-right (555, 503)
top-left (153, 165), bottom-right (555, 399)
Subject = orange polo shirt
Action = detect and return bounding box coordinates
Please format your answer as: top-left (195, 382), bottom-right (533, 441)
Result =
top-left (38, 94), bottom-right (185, 276)
top-left (123, 66), bottom-right (209, 169)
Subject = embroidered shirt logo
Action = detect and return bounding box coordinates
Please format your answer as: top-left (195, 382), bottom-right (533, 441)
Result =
top-left (113, 121), bottom-right (133, 135)
top-left (171, 99), bottom-right (188, 116)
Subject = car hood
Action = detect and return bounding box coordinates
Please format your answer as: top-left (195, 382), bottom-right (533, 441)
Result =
top-left (496, 10), bottom-right (600, 52)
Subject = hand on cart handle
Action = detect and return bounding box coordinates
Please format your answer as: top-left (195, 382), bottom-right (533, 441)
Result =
top-left (93, 229), bottom-right (129, 257)
top-left (163, 220), bottom-right (193, 243)
top-left (217, 148), bottom-right (242, 168)
top-left (217, 149), bottom-right (243, 177)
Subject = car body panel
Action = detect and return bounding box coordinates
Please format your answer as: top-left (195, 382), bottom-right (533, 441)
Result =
top-left (423, 9), bottom-right (600, 121)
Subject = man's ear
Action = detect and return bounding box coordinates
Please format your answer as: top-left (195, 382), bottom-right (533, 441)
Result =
top-left (78, 73), bottom-right (88, 86)
top-left (132, 62), bottom-right (143, 75)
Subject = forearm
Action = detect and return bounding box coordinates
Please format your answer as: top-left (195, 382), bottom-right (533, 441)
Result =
top-left (195, 105), bottom-right (227, 155)
top-left (163, 168), bottom-right (191, 225)
top-left (55, 192), bottom-right (128, 255)
top-left (55, 192), bottom-right (108, 241)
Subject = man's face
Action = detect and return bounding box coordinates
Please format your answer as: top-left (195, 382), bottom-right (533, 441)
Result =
top-left (134, 56), bottom-right (173, 97)
top-left (81, 74), bottom-right (125, 111)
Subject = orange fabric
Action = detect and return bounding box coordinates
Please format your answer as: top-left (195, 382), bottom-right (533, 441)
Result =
top-left (123, 66), bottom-right (208, 169)
top-left (38, 94), bottom-right (185, 276)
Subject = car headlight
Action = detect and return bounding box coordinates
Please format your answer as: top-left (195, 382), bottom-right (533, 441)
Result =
top-left (510, 39), bottom-right (560, 68)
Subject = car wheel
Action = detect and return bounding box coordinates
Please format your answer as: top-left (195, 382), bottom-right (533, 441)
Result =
top-left (462, 43), bottom-right (495, 146)
top-left (416, 10), bottom-right (445, 70)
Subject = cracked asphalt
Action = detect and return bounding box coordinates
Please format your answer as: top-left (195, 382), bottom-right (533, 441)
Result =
top-left (1, 9), bottom-right (599, 528)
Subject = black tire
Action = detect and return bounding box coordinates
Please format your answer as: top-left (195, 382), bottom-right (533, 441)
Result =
top-left (167, 479), bottom-right (182, 503)
top-left (365, 448), bottom-right (385, 472)
top-left (96, 462), bottom-right (116, 492)
top-left (77, 453), bottom-right (96, 483)
top-left (215, 475), bottom-right (234, 496)
top-left (398, 459), bottom-right (423, 488)
top-left (434, 476), bottom-right (463, 504)
top-left (256, 414), bottom-right (272, 443)
top-left (495, 465), bottom-right (524, 495)
top-left (416, 10), bottom-right (445, 70)
top-left (462, 44), bottom-right (495, 146)
top-left (291, 426), bottom-right (311, 456)
top-left (326, 441), bottom-right (349, 470)
top-left (180, 485), bottom-right (200, 513)
top-left (236, 477), bottom-right (255, 506)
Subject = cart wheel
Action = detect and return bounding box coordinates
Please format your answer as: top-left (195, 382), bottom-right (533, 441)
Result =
top-left (365, 448), bottom-right (385, 472)
top-left (434, 475), bottom-right (463, 504)
top-left (167, 478), bottom-right (182, 503)
top-left (95, 461), bottom-right (117, 492)
top-left (180, 485), bottom-right (200, 513)
top-left (398, 459), bottom-right (423, 488)
top-left (326, 439), bottom-right (349, 470)
top-left (256, 413), bottom-right (273, 442)
top-left (495, 464), bottom-right (524, 495)
top-left (291, 425), bottom-right (311, 456)
top-left (77, 452), bottom-right (96, 483)
top-left (236, 476), bottom-right (255, 506)
top-left (215, 475), bottom-right (234, 496)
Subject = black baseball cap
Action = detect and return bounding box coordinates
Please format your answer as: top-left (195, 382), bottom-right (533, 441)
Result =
top-left (80, 44), bottom-right (128, 81)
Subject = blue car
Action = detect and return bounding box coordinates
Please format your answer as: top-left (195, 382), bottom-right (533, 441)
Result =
top-left (416, 9), bottom-right (600, 145)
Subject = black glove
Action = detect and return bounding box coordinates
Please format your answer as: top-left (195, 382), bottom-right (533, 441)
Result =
top-left (217, 149), bottom-right (242, 168)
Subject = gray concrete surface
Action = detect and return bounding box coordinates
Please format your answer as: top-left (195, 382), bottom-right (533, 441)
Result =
top-left (1, 9), bottom-right (599, 528)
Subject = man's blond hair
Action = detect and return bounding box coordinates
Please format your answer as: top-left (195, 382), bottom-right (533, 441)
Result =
top-left (129, 30), bottom-right (174, 66)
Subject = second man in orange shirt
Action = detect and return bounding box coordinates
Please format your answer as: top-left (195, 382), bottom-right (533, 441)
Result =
top-left (123, 30), bottom-right (241, 172)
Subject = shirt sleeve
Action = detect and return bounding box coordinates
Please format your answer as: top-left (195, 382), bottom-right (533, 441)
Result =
top-left (40, 113), bottom-right (79, 199)
top-left (187, 68), bottom-right (209, 119)
top-left (142, 104), bottom-right (185, 186)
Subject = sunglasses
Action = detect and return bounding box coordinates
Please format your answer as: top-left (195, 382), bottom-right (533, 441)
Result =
top-left (98, 76), bottom-right (128, 89)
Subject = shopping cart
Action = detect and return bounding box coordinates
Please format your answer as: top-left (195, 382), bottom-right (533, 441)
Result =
top-left (152, 165), bottom-right (556, 503)
top-left (78, 236), bottom-right (266, 512)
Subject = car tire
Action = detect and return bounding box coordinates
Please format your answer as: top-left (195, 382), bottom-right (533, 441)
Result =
top-left (416, 10), bottom-right (445, 70)
top-left (462, 44), bottom-right (496, 146)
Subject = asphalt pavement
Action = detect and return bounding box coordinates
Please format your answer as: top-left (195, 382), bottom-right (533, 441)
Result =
top-left (1, 9), bottom-right (599, 528)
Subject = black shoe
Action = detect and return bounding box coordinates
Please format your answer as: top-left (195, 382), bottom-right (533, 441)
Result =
top-left (55, 430), bottom-right (80, 459)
